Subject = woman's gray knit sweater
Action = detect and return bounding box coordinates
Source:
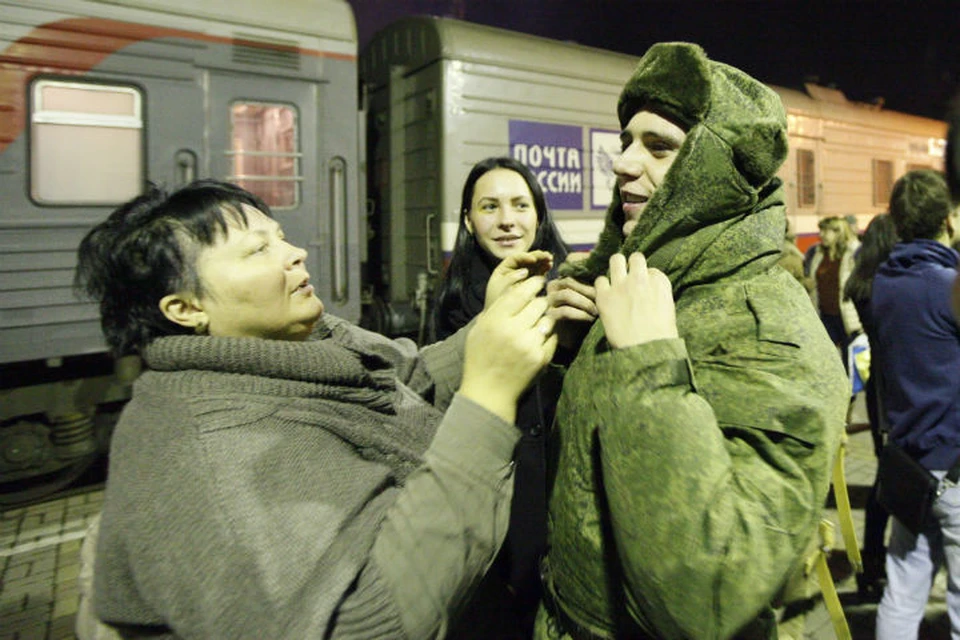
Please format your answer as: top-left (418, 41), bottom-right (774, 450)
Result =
top-left (92, 316), bottom-right (519, 639)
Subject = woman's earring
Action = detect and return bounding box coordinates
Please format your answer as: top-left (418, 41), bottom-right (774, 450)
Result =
top-left (195, 320), bottom-right (208, 335)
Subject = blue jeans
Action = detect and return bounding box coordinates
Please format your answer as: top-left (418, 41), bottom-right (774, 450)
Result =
top-left (876, 471), bottom-right (960, 640)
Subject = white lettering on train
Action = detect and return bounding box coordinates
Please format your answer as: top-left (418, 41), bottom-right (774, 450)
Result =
top-left (513, 145), bottom-right (582, 194)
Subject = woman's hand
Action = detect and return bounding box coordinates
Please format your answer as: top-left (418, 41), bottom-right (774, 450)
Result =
top-left (462, 275), bottom-right (557, 423)
top-left (546, 277), bottom-right (598, 351)
top-left (595, 252), bottom-right (678, 349)
top-left (484, 250), bottom-right (554, 310)
top-left (545, 252), bottom-right (598, 351)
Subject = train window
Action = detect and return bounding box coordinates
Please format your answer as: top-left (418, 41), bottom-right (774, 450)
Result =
top-left (873, 159), bottom-right (894, 206)
top-left (228, 102), bottom-right (300, 208)
top-left (796, 149), bottom-right (816, 207)
top-left (30, 80), bottom-right (143, 205)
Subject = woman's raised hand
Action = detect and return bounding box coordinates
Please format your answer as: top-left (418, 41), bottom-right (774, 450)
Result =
top-left (461, 275), bottom-right (557, 424)
top-left (484, 250), bottom-right (554, 310)
top-left (545, 252), bottom-right (598, 351)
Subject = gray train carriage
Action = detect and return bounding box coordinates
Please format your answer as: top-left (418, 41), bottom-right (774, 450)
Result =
top-left (360, 16), bottom-right (947, 337)
top-left (0, 0), bottom-right (362, 502)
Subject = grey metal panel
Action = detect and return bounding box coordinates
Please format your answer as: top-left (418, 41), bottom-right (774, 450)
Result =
top-left (314, 57), bottom-right (362, 322)
top-left (89, 0), bottom-right (356, 46)
top-left (0, 225), bottom-right (93, 253)
top-left (0, 268), bottom-right (74, 291)
top-left (1, 286), bottom-right (79, 310)
top-left (437, 58), bottom-right (624, 223)
top-left (0, 316), bottom-right (107, 364)
top-left (0, 251), bottom-right (76, 272)
top-left (205, 60), bottom-right (361, 324)
top-left (374, 60), bottom-right (443, 304)
top-left (360, 15), bottom-right (636, 90)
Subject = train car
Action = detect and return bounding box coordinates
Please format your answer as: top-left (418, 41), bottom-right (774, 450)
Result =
top-left (0, 0), bottom-right (362, 502)
top-left (359, 16), bottom-right (947, 334)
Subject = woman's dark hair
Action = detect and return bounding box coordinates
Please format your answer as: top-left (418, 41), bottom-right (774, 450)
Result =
top-left (433, 157), bottom-right (569, 336)
top-left (843, 213), bottom-right (898, 305)
top-left (888, 169), bottom-right (953, 242)
top-left (74, 179), bottom-right (270, 356)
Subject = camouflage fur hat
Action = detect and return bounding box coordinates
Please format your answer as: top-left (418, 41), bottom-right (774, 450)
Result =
top-left (562, 42), bottom-right (788, 287)
top-left (617, 42), bottom-right (787, 188)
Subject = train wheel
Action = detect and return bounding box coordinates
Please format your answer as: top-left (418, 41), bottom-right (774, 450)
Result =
top-left (0, 451), bottom-right (104, 507)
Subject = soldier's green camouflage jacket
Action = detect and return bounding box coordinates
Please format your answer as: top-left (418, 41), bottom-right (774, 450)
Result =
top-left (536, 43), bottom-right (849, 640)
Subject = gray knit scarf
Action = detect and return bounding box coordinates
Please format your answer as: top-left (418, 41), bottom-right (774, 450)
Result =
top-left (142, 317), bottom-right (441, 482)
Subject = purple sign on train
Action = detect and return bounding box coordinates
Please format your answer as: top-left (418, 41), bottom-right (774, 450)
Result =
top-left (508, 120), bottom-right (583, 210)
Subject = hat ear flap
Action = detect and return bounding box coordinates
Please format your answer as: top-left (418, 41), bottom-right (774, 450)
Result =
top-left (730, 120), bottom-right (789, 188)
top-left (707, 64), bottom-right (789, 188)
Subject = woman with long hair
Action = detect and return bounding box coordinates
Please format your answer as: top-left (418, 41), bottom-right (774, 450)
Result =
top-left (809, 215), bottom-right (863, 356)
top-left (844, 213), bottom-right (899, 600)
top-left (434, 156), bottom-right (569, 340)
top-left (434, 156), bottom-right (568, 638)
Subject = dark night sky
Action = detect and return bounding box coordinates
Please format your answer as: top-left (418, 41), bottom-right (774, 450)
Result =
top-left (347, 0), bottom-right (960, 121)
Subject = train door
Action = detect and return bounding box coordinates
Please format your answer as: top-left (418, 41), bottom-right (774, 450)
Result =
top-left (207, 71), bottom-right (359, 323)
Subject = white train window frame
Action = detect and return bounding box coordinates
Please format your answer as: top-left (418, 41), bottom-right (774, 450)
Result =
top-left (227, 101), bottom-right (301, 209)
top-left (29, 79), bottom-right (144, 205)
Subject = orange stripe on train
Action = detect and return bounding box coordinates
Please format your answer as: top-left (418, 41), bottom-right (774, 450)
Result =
top-left (0, 16), bottom-right (355, 153)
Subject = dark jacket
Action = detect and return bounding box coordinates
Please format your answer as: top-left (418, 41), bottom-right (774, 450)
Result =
top-left (871, 239), bottom-right (960, 470)
top-left (434, 250), bottom-right (558, 618)
top-left (538, 43), bottom-right (848, 640)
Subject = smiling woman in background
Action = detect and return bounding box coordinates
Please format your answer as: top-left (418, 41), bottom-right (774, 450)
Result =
top-left (434, 156), bottom-right (569, 340)
top-left (433, 156), bottom-right (568, 638)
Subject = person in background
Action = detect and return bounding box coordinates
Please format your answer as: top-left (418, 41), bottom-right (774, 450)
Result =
top-left (950, 95), bottom-right (960, 203)
top-left (537, 42), bottom-right (848, 639)
top-left (802, 239), bottom-right (819, 280)
top-left (74, 179), bottom-right (557, 639)
top-left (872, 169), bottom-right (960, 639)
top-left (842, 212), bottom-right (899, 601)
top-left (433, 156), bottom-right (569, 638)
top-left (808, 215), bottom-right (862, 357)
top-left (845, 213), bottom-right (862, 240)
top-left (946, 95), bottom-right (960, 322)
top-left (434, 156), bottom-right (569, 340)
top-left (779, 218), bottom-right (814, 292)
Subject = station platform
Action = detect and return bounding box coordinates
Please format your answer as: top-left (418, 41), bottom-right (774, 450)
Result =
top-left (0, 428), bottom-right (952, 639)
